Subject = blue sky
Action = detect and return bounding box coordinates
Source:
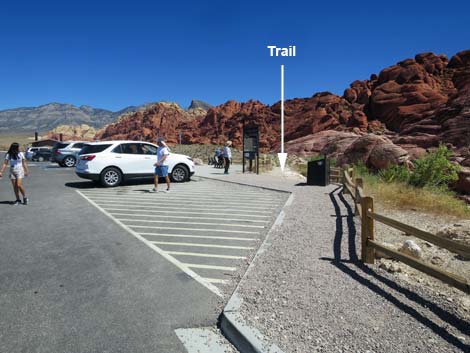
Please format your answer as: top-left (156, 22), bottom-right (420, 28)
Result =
top-left (0, 0), bottom-right (469, 111)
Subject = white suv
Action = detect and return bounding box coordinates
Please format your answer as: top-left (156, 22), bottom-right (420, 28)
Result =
top-left (75, 141), bottom-right (195, 187)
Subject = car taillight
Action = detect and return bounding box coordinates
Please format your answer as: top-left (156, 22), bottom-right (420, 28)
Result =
top-left (54, 150), bottom-right (61, 155)
top-left (80, 155), bottom-right (96, 161)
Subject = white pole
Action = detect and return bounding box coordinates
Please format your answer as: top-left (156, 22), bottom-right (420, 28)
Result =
top-left (281, 64), bottom-right (284, 154)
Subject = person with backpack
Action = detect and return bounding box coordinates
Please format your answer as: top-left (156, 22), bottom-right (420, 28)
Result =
top-left (0, 142), bottom-right (30, 205)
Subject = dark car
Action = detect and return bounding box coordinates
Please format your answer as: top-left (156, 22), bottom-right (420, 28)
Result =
top-left (31, 149), bottom-right (53, 162)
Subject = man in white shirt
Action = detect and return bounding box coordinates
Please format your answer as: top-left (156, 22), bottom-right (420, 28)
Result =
top-left (150, 138), bottom-right (171, 193)
top-left (223, 140), bottom-right (232, 174)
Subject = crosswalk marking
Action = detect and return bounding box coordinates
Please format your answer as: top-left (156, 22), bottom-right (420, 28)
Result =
top-left (138, 232), bottom-right (258, 241)
top-left (165, 251), bottom-right (247, 260)
top-left (102, 207), bottom-right (271, 219)
top-left (80, 192), bottom-right (280, 205)
top-left (107, 212), bottom-right (268, 223)
top-left (97, 203), bottom-right (273, 215)
top-left (77, 180), bottom-right (287, 295)
top-left (91, 198), bottom-right (277, 210)
top-left (116, 218), bottom-right (265, 228)
top-left (128, 224), bottom-right (260, 234)
top-left (203, 278), bottom-right (228, 284)
top-left (150, 241), bottom-right (254, 250)
top-left (82, 190), bottom-right (281, 201)
top-left (182, 263), bottom-right (237, 271)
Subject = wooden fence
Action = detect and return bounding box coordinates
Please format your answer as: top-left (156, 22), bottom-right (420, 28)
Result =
top-left (341, 166), bottom-right (470, 294)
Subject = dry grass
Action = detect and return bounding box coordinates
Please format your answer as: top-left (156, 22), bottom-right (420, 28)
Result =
top-left (0, 133), bottom-right (36, 150)
top-left (361, 175), bottom-right (470, 219)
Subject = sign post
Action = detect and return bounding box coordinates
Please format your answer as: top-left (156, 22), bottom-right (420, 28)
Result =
top-left (242, 123), bottom-right (259, 174)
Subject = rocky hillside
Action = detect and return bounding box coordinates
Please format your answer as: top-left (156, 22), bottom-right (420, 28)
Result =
top-left (46, 124), bottom-right (97, 141)
top-left (94, 50), bottom-right (470, 196)
top-left (97, 50), bottom-right (469, 155)
top-left (0, 102), bottom-right (148, 133)
top-left (95, 102), bottom-right (207, 142)
top-left (188, 99), bottom-right (213, 111)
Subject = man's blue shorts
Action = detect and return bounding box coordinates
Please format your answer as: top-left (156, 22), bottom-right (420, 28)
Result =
top-left (155, 165), bottom-right (169, 177)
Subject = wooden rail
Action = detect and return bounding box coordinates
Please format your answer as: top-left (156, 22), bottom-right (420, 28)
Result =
top-left (341, 167), bottom-right (470, 294)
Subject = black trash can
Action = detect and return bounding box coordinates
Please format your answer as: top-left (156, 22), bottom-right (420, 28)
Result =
top-left (307, 158), bottom-right (330, 186)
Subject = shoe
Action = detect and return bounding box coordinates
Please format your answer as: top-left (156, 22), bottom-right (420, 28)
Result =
top-left (163, 189), bottom-right (170, 193)
top-left (13, 199), bottom-right (21, 206)
top-left (149, 188), bottom-right (158, 193)
top-left (23, 197), bottom-right (28, 205)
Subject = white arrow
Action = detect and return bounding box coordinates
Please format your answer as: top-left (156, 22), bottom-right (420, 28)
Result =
top-left (277, 64), bottom-right (287, 172)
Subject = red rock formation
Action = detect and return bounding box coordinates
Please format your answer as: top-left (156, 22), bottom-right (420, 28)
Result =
top-left (96, 102), bottom-right (204, 143)
top-left (92, 49), bottom-right (470, 172)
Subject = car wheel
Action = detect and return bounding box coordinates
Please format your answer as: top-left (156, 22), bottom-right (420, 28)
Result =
top-left (100, 167), bottom-right (122, 187)
top-left (63, 156), bottom-right (76, 167)
top-left (38, 156), bottom-right (44, 162)
top-left (171, 164), bottom-right (189, 183)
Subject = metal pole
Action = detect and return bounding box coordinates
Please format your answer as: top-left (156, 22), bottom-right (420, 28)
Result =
top-left (242, 120), bottom-right (245, 173)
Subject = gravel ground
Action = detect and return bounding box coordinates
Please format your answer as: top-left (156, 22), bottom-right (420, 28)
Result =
top-left (204, 167), bottom-right (470, 353)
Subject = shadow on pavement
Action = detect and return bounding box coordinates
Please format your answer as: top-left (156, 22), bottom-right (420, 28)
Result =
top-left (0, 200), bottom-right (14, 205)
top-left (65, 181), bottom-right (101, 189)
top-left (326, 186), bottom-right (469, 351)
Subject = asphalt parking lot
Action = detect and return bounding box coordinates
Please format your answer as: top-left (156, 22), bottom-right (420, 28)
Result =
top-left (76, 178), bottom-right (287, 296)
top-left (0, 156), bottom-right (287, 352)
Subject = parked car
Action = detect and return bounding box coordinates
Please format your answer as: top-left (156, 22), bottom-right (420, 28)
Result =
top-left (26, 147), bottom-right (51, 160)
top-left (31, 149), bottom-right (53, 162)
top-left (51, 141), bottom-right (89, 167)
top-left (75, 141), bottom-right (195, 187)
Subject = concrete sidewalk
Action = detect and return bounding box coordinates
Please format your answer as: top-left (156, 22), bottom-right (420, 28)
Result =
top-left (197, 166), bottom-right (469, 353)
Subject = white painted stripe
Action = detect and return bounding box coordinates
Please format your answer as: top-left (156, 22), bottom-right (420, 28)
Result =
top-left (81, 193), bottom-right (279, 206)
top-left (166, 251), bottom-right (246, 260)
top-left (83, 192), bottom-right (282, 202)
top-left (107, 212), bottom-right (268, 223)
top-left (150, 241), bottom-right (254, 250)
top-left (182, 263), bottom-right (236, 271)
top-left (129, 225), bottom-right (260, 234)
top-left (98, 203), bottom-right (273, 215)
top-left (91, 198), bottom-right (277, 210)
top-left (137, 232), bottom-right (258, 242)
top-left (87, 186), bottom-right (281, 197)
top-left (116, 218), bottom-right (265, 229)
top-left (75, 190), bottom-right (223, 297)
top-left (102, 207), bottom-right (271, 219)
top-left (203, 278), bottom-right (228, 284)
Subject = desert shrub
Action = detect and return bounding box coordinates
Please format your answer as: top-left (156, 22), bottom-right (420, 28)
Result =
top-left (353, 161), bottom-right (369, 177)
top-left (409, 145), bottom-right (460, 188)
top-left (378, 164), bottom-right (411, 184)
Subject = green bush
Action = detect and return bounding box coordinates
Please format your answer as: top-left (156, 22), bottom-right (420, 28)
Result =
top-left (378, 164), bottom-right (411, 184)
top-left (353, 161), bottom-right (369, 177)
top-left (409, 145), bottom-right (460, 188)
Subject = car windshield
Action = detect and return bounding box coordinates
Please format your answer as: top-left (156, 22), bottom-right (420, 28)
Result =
top-left (80, 144), bottom-right (112, 155)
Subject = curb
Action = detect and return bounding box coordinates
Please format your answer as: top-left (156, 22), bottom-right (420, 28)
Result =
top-left (218, 192), bottom-right (294, 353)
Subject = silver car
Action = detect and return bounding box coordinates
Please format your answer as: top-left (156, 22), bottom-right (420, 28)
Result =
top-left (51, 141), bottom-right (88, 167)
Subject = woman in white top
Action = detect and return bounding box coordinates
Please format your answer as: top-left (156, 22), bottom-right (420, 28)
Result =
top-left (0, 142), bottom-right (30, 205)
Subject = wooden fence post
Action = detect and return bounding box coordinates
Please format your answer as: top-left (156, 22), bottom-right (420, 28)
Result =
top-left (341, 165), bottom-right (348, 194)
top-left (354, 178), bottom-right (363, 216)
top-left (361, 196), bottom-right (375, 264)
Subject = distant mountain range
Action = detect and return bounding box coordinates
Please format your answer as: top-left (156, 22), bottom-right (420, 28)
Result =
top-left (0, 100), bottom-right (213, 133)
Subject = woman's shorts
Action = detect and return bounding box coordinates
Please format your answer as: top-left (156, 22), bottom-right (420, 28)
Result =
top-left (10, 168), bottom-right (25, 180)
top-left (154, 165), bottom-right (169, 177)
